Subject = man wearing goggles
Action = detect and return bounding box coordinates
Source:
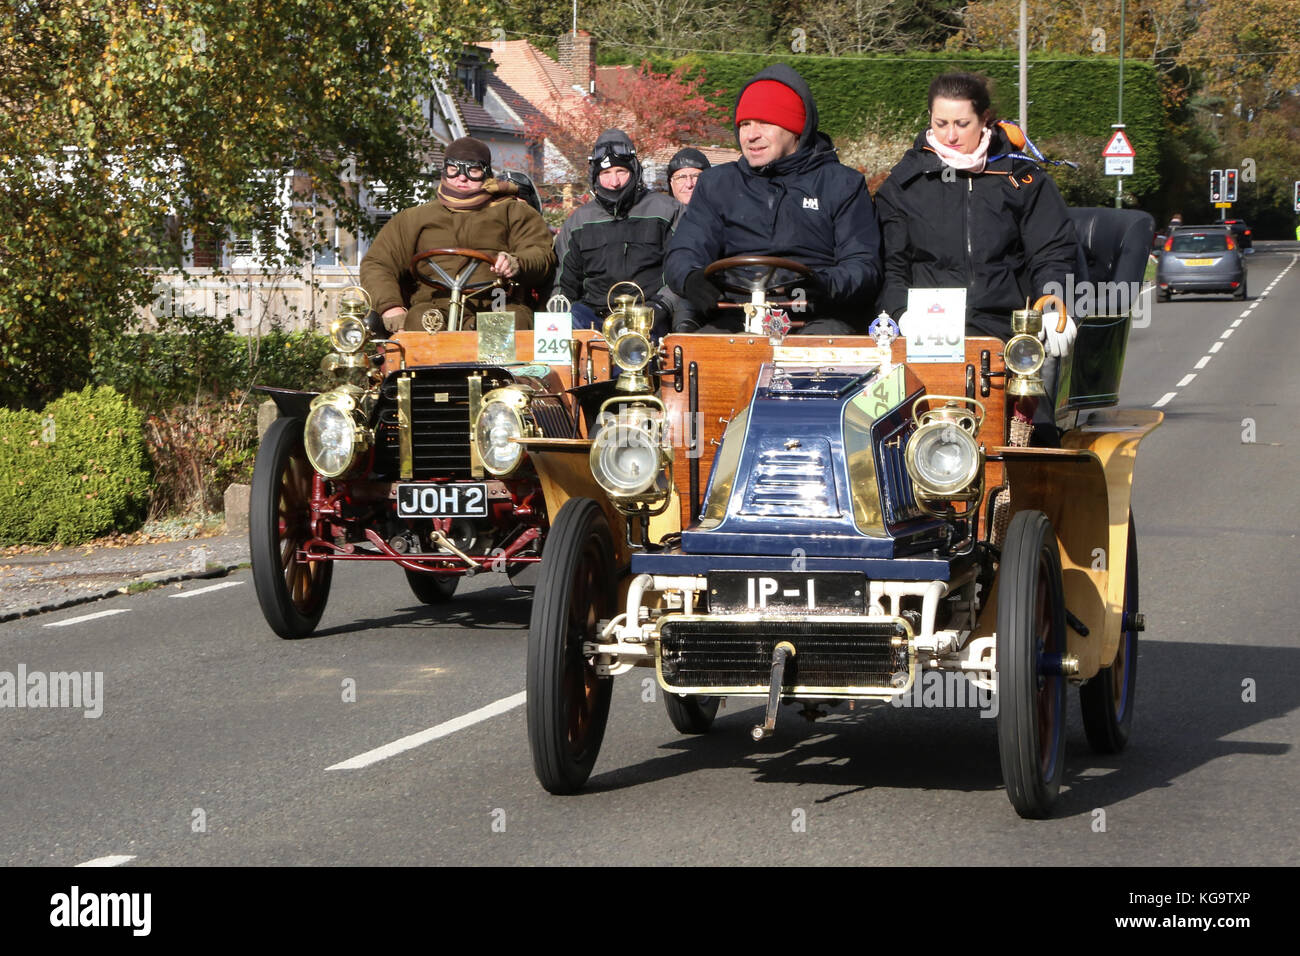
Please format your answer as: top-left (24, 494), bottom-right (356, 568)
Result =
top-left (552, 128), bottom-right (692, 334)
top-left (361, 136), bottom-right (555, 330)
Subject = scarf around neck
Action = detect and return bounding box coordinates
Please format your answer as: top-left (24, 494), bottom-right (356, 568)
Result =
top-left (437, 177), bottom-right (517, 211)
top-left (925, 127), bottom-right (993, 173)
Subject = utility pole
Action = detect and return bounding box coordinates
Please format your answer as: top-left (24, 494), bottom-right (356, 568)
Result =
top-left (1018, 1), bottom-right (1028, 132)
top-left (1115, 0), bottom-right (1126, 208)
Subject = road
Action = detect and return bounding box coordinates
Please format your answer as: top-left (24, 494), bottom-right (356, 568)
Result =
top-left (3, 243), bottom-right (1297, 868)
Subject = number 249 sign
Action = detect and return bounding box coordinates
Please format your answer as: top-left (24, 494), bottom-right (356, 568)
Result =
top-left (904, 288), bottom-right (966, 363)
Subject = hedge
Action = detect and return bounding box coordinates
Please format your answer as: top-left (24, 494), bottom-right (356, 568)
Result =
top-left (660, 51), bottom-right (1163, 198)
top-left (0, 386), bottom-right (150, 545)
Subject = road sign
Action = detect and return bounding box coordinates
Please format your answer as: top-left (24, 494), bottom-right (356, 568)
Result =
top-left (1294, 180), bottom-right (1300, 213)
top-left (1105, 157), bottom-right (1134, 176)
top-left (1214, 202), bottom-right (1232, 209)
top-left (1102, 130), bottom-right (1136, 158)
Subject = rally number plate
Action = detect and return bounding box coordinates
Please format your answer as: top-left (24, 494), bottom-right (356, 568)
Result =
top-left (396, 483), bottom-right (489, 518)
top-left (708, 572), bottom-right (865, 614)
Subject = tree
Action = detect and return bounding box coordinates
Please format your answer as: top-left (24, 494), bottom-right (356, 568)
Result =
top-left (525, 63), bottom-right (731, 180)
top-left (0, 0), bottom-right (492, 409)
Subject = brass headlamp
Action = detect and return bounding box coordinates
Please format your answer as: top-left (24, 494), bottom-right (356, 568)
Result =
top-left (904, 395), bottom-right (986, 501)
top-left (1005, 294), bottom-right (1068, 398)
top-left (323, 286), bottom-right (375, 379)
top-left (602, 283), bottom-right (656, 394)
top-left (304, 383), bottom-right (375, 478)
top-left (589, 395), bottom-right (673, 514)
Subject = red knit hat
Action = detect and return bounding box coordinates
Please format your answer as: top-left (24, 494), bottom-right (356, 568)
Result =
top-left (736, 80), bottom-right (807, 135)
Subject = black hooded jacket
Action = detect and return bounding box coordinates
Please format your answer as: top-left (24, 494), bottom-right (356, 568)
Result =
top-left (874, 126), bottom-right (1079, 338)
top-left (664, 64), bottom-right (882, 326)
top-left (552, 129), bottom-right (684, 316)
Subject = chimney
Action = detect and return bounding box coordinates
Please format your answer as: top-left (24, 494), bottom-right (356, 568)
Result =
top-left (558, 30), bottom-right (596, 94)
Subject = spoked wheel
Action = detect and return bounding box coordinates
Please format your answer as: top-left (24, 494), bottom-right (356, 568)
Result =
top-left (527, 498), bottom-right (616, 794)
top-left (997, 510), bottom-right (1068, 818)
top-left (663, 693), bottom-right (720, 734)
top-left (404, 569), bottom-right (459, 605)
top-left (250, 417), bottom-right (333, 638)
top-left (1080, 513), bottom-right (1139, 752)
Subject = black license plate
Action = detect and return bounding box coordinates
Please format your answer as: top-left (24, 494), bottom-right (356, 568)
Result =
top-left (396, 483), bottom-right (489, 518)
top-left (708, 572), bottom-right (865, 614)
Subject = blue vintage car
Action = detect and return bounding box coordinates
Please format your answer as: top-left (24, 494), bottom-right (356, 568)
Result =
top-left (522, 209), bottom-right (1159, 818)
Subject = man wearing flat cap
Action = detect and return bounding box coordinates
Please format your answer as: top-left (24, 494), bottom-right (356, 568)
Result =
top-left (361, 136), bottom-right (555, 330)
top-left (665, 64), bottom-right (882, 333)
top-left (553, 128), bottom-right (690, 334)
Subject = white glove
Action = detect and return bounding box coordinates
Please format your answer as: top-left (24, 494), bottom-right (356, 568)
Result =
top-left (1039, 313), bottom-right (1077, 359)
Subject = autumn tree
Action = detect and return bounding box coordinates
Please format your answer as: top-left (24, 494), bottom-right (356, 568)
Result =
top-left (0, 0), bottom-right (493, 409)
top-left (525, 63), bottom-right (731, 181)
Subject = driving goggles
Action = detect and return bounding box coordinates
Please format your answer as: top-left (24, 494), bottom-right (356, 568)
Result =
top-left (443, 161), bottom-right (489, 181)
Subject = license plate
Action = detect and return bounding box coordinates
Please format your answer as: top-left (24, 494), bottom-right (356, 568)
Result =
top-left (708, 572), bottom-right (865, 613)
top-left (396, 483), bottom-right (488, 518)
top-left (1184, 257), bottom-right (1217, 266)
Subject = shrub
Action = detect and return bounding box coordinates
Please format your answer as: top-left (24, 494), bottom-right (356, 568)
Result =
top-left (0, 386), bottom-right (150, 545)
top-left (143, 397), bottom-right (259, 519)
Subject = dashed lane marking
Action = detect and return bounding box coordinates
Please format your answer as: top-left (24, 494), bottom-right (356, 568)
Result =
top-left (43, 609), bottom-right (129, 628)
top-left (326, 691), bottom-right (528, 770)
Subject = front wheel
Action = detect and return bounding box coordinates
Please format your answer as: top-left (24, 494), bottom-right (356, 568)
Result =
top-left (526, 498), bottom-right (616, 794)
top-left (663, 693), bottom-right (720, 734)
top-left (1080, 513), bottom-right (1139, 752)
top-left (996, 510), bottom-right (1068, 818)
top-left (250, 417), bottom-right (333, 638)
top-left (404, 569), bottom-right (458, 604)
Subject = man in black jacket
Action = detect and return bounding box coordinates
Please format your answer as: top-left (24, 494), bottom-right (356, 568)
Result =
top-left (552, 129), bottom-right (688, 334)
top-left (665, 64), bottom-right (883, 334)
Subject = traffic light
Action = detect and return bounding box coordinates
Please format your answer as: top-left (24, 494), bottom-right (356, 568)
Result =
top-left (1225, 168), bottom-right (1238, 202)
top-left (1294, 180), bottom-right (1300, 212)
top-left (1210, 169), bottom-right (1223, 203)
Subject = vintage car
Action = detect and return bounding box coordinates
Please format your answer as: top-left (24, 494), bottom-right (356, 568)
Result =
top-left (249, 248), bottom-right (608, 638)
top-left (522, 208), bottom-right (1158, 818)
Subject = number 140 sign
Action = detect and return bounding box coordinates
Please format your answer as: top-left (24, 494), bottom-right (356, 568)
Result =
top-left (904, 288), bottom-right (966, 363)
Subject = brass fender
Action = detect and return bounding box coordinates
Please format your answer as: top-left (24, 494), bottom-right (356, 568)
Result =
top-left (974, 408), bottom-right (1162, 679)
top-left (517, 438), bottom-right (682, 569)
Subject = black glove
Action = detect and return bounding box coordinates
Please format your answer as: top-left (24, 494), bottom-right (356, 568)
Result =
top-left (682, 269), bottom-right (723, 314)
top-left (794, 272), bottom-right (829, 305)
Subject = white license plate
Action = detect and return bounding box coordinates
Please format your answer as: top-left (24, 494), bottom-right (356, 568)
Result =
top-left (396, 483), bottom-right (488, 518)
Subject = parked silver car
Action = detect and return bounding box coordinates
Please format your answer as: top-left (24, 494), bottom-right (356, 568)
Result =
top-left (1156, 225), bottom-right (1246, 301)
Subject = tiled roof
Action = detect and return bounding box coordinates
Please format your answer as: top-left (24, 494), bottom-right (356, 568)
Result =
top-left (484, 72), bottom-right (544, 127)
top-left (454, 87), bottom-right (519, 135)
top-left (485, 40), bottom-right (583, 121)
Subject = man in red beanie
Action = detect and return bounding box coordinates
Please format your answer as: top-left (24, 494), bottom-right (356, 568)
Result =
top-left (665, 64), bottom-right (882, 333)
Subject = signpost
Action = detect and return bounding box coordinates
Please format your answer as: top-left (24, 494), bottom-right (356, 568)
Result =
top-left (1103, 127), bottom-right (1134, 208)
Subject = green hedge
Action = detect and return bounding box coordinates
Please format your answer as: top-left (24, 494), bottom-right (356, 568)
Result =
top-left (662, 52), bottom-right (1163, 198)
top-left (92, 326), bottom-right (333, 408)
top-left (0, 386), bottom-right (150, 545)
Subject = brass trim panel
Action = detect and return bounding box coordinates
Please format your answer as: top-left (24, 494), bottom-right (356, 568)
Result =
top-left (396, 375), bottom-right (413, 480)
top-left (468, 373), bottom-right (484, 478)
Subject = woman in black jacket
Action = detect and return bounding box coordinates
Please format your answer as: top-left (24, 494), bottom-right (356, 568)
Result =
top-left (875, 72), bottom-right (1078, 354)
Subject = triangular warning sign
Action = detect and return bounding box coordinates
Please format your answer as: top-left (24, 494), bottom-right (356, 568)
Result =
top-left (1103, 130), bottom-right (1135, 157)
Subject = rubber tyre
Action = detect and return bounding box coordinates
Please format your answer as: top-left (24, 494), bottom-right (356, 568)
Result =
top-left (404, 569), bottom-right (458, 604)
top-left (526, 498), bottom-right (616, 794)
top-left (1080, 513), bottom-right (1139, 753)
top-left (1234, 278), bottom-right (1247, 300)
top-left (663, 693), bottom-right (720, 734)
top-left (1156, 287), bottom-right (1170, 303)
top-left (250, 417), bottom-right (333, 638)
top-left (996, 510), bottom-right (1068, 818)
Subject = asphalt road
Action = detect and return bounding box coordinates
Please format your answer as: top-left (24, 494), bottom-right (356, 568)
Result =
top-left (3, 244), bottom-right (1297, 868)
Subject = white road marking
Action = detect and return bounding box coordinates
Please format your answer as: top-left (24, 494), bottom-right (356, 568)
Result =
top-left (1232, 318), bottom-right (1243, 327)
top-left (76, 855), bottom-right (135, 867)
top-left (1177, 374), bottom-right (1196, 388)
top-left (326, 691), bottom-right (528, 770)
top-left (1153, 392), bottom-right (1177, 408)
top-left (1209, 341), bottom-right (1223, 353)
top-left (1239, 310), bottom-right (1251, 319)
top-left (170, 580), bottom-right (244, 599)
top-left (1221, 328), bottom-right (1234, 338)
top-left (1194, 356), bottom-right (1212, 369)
top-left (44, 609), bottom-right (129, 628)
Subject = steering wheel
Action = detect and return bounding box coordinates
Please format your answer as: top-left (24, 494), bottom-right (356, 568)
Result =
top-left (408, 248), bottom-right (507, 299)
top-left (703, 255), bottom-right (812, 308)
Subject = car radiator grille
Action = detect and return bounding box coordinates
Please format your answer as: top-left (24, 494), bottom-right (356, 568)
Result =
top-left (658, 618), bottom-right (909, 691)
top-left (373, 369), bottom-right (513, 478)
